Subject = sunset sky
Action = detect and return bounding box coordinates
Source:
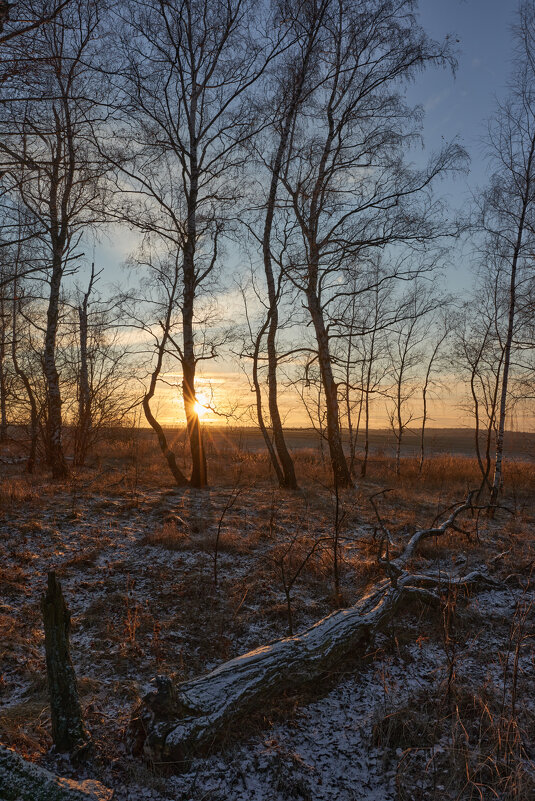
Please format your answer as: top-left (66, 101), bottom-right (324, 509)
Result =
top-left (92, 0), bottom-right (522, 430)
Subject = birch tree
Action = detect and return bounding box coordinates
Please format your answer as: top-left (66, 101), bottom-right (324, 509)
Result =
top-left (480, 0), bottom-right (535, 506)
top-left (278, 0), bottom-right (464, 487)
top-left (245, 0), bottom-right (333, 489)
top-left (0, 0), bottom-right (108, 477)
top-left (108, 0), bottom-right (283, 488)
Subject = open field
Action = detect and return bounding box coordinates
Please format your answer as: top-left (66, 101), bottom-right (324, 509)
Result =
top-left (4, 425), bottom-right (535, 468)
top-left (1, 429), bottom-right (535, 800)
top-left (197, 426), bottom-right (535, 462)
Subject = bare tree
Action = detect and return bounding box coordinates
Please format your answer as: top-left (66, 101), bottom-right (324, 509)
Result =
top-left (0, 0), bottom-right (109, 477)
top-left (419, 313), bottom-right (451, 472)
top-left (0, 264), bottom-right (11, 441)
top-left (128, 249), bottom-right (190, 487)
top-left (277, 0), bottom-right (464, 487)
top-left (244, 0), bottom-right (335, 489)
top-left (73, 265), bottom-right (96, 465)
top-left (106, 0), bottom-right (283, 488)
top-left (329, 257), bottom-right (402, 478)
top-left (386, 284), bottom-right (440, 476)
top-left (453, 283), bottom-right (504, 492)
top-left (479, 0), bottom-right (535, 506)
top-left (59, 267), bottom-right (134, 467)
top-left (11, 287), bottom-right (40, 471)
top-left (0, 0), bottom-right (74, 47)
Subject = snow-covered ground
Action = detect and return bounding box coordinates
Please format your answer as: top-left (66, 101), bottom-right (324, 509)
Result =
top-left (1, 475), bottom-right (534, 800)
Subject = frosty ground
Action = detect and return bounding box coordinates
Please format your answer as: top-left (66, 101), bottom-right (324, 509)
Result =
top-left (1, 433), bottom-right (534, 800)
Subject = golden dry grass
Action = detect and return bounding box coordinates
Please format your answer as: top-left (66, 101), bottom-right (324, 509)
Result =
top-left (0, 427), bottom-right (534, 794)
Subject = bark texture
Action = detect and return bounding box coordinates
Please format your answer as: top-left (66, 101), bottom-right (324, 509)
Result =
top-left (0, 745), bottom-right (112, 801)
top-left (307, 286), bottom-right (352, 488)
top-left (0, 289), bottom-right (8, 442)
top-left (142, 328), bottom-right (189, 488)
top-left (130, 495), bottom-right (496, 766)
top-left (41, 572), bottom-right (90, 753)
top-left (74, 267), bottom-right (95, 467)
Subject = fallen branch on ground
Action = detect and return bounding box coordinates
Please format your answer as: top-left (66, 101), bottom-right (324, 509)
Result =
top-left (129, 493), bottom-right (501, 766)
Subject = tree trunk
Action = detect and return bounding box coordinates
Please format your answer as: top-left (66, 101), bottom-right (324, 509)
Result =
top-left (251, 319), bottom-right (286, 487)
top-left (143, 343), bottom-right (189, 488)
top-left (74, 268), bottom-right (94, 467)
top-left (181, 260), bottom-right (206, 488)
top-left (266, 307), bottom-right (297, 489)
top-left (306, 288), bottom-right (351, 488)
top-left (180, 100), bottom-right (207, 490)
top-left (12, 290), bottom-right (38, 473)
top-left (41, 572), bottom-right (90, 754)
top-left (490, 134), bottom-right (535, 507)
top-left (0, 745), bottom-right (112, 801)
top-left (394, 365), bottom-right (404, 477)
top-left (419, 331), bottom-right (446, 475)
top-left (468, 350), bottom-right (490, 493)
top-left (257, 0), bottom-right (329, 489)
top-left (262, 126), bottom-right (298, 490)
top-left (490, 274), bottom-right (517, 508)
top-left (361, 329), bottom-right (377, 479)
top-left (0, 289), bottom-right (8, 442)
top-left (44, 251), bottom-right (69, 479)
top-left (182, 355), bottom-right (206, 489)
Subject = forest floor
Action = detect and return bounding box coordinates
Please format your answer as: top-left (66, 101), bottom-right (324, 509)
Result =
top-left (1, 428), bottom-right (535, 800)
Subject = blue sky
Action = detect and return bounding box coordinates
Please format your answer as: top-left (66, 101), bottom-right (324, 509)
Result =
top-left (92, 0), bottom-right (517, 290)
top-left (415, 0), bottom-right (514, 187)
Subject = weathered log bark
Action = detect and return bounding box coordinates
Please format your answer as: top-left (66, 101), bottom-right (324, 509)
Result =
top-left (130, 494), bottom-right (497, 766)
top-left (0, 745), bottom-right (112, 801)
top-left (132, 569), bottom-right (497, 766)
top-left (41, 572), bottom-right (90, 754)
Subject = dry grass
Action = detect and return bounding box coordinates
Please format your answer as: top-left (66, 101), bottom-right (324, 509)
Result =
top-left (371, 578), bottom-right (535, 801)
top-left (142, 521), bottom-right (192, 551)
top-left (0, 428), bottom-right (534, 795)
top-left (0, 478), bottom-right (44, 510)
top-left (373, 682), bottom-right (535, 801)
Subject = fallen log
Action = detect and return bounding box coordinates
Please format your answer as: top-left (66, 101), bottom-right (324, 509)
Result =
top-left (132, 573), bottom-right (498, 765)
top-left (130, 494), bottom-right (500, 766)
top-left (0, 744), bottom-right (112, 801)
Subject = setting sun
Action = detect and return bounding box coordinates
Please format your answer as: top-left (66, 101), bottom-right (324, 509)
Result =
top-left (194, 399), bottom-right (207, 418)
top-left (2, 1), bottom-right (534, 798)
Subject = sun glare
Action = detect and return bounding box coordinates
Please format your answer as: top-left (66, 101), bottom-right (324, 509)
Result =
top-left (194, 399), bottom-right (207, 418)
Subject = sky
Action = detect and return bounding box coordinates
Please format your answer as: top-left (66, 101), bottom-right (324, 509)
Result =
top-left (92, 0), bottom-right (517, 281)
top-left (89, 0), bottom-right (524, 429)
top-left (415, 1), bottom-right (514, 191)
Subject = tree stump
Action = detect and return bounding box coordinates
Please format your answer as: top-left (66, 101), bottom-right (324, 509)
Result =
top-left (41, 572), bottom-right (90, 754)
